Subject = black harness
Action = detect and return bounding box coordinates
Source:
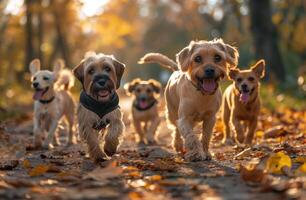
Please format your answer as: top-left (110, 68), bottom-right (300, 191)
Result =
top-left (80, 91), bottom-right (119, 130)
top-left (133, 99), bottom-right (157, 111)
top-left (39, 96), bottom-right (55, 104)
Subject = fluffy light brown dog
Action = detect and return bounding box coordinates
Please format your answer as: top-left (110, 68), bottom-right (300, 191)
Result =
top-left (124, 78), bottom-right (161, 145)
top-left (29, 59), bottom-right (75, 149)
top-left (222, 59), bottom-right (265, 145)
top-left (139, 39), bottom-right (239, 161)
top-left (73, 52), bottom-right (125, 162)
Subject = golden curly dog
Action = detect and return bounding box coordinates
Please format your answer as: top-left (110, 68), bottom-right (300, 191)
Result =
top-left (139, 39), bottom-right (239, 161)
top-left (124, 78), bottom-right (161, 145)
top-left (222, 59), bottom-right (265, 145)
top-left (73, 52), bottom-right (125, 162)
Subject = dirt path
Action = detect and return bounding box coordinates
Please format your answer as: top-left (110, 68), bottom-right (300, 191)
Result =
top-left (0, 98), bottom-right (305, 200)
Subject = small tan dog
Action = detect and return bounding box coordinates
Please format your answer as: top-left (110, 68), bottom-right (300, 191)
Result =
top-left (73, 52), bottom-right (125, 162)
top-left (221, 59), bottom-right (265, 145)
top-left (29, 59), bottom-right (75, 149)
top-left (124, 78), bottom-right (161, 145)
top-left (139, 39), bottom-right (239, 161)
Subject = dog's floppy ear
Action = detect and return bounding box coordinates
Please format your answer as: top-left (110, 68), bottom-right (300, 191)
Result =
top-left (124, 78), bottom-right (141, 95)
top-left (112, 56), bottom-right (125, 89)
top-left (73, 60), bottom-right (85, 84)
top-left (176, 41), bottom-right (196, 72)
top-left (214, 39), bottom-right (239, 68)
top-left (228, 68), bottom-right (240, 80)
top-left (53, 59), bottom-right (64, 79)
top-left (148, 79), bottom-right (161, 94)
top-left (251, 59), bottom-right (265, 79)
top-left (29, 59), bottom-right (41, 75)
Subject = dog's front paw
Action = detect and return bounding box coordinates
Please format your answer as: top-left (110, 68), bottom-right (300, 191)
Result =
top-left (184, 150), bottom-right (206, 162)
top-left (104, 139), bottom-right (119, 157)
top-left (52, 137), bottom-right (60, 146)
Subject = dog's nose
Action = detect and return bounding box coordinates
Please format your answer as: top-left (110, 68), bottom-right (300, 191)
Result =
top-left (205, 68), bottom-right (215, 78)
top-left (33, 82), bottom-right (39, 88)
top-left (241, 84), bottom-right (248, 90)
top-left (97, 79), bottom-right (106, 87)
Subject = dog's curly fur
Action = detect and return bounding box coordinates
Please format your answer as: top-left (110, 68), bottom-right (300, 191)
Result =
top-left (139, 39), bottom-right (239, 161)
top-left (124, 79), bottom-right (161, 145)
top-left (73, 52), bottom-right (125, 162)
top-left (29, 59), bottom-right (76, 149)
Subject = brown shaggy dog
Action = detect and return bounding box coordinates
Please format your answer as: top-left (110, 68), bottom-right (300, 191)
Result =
top-left (124, 79), bottom-right (161, 145)
top-left (139, 39), bottom-right (239, 161)
top-left (29, 59), bottom-right (76, 149)
top-left (73, 52), bottom-right (125, 162)
top-left (222, 59), bottom-right (265, 145)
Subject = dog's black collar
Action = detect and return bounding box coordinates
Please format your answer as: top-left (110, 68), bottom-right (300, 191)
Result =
top-left (39, 96), bottom-right (55, 104)
top-left (133, 99), bottom-right (157, 111)
top-left (80, 90), bottom-right (119, 119)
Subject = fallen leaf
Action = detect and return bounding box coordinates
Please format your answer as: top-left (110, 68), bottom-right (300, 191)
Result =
top-left (84, 161), bottom-right (123, 182)
top-left (29, 164), bottom-right (49, 177)
top-left (293, 156), bottom-right (306, 164)
top-left (264, 126), bottom-right (288, 138)
top-left (22, 159), bottom-right (32, 169)
top-left (128, 191), bottom-right (143, 200)
top-left (266, 151), bottom-right (292, 174)
top-left (145, 175), bottom-right (162, 182)
top-left (240, 164), bottom-right (266, 183)
top-left (294, 163), bottom-right (306, 176)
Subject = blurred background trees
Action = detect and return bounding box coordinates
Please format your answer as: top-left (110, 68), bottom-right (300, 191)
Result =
top-left (0, 0), bottom-right (305, 90)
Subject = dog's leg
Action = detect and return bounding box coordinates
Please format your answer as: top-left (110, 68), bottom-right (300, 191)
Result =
top-left (177, 116), bottom-right (205, 162)
top-left (133, 120), bottom-right (145, 144)
top-left (104, 118), bottom-right (124, 157)
top-left (201, 115), bottom-right (216, 160)
top-left (172, 128), bottom-right (184, 153)
top-left (147, 117), bottom-right (160, 145)
top-left (33, 116), bottom-right (42, 148)
top-left (221, 100), bottom-right (233, 145)
top-left (66, 114), bottom-right (75, 146)
top-left (52, 131), bottom-right (60, 146)
top-left (230, 112), bottom-right (244, 144)
top-left (85, 128), bottom-right (107, 162)
top-left (43, 119), bottom-right (59, 149)
top-left (245, 118), bottom-right (257, 145)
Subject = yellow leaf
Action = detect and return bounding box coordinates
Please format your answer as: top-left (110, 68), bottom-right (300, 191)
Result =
top-left (255, 131), bottom-right (264, 138)
top-left (29, 164), bottom-right (49, 177)
top-left (266, 151), bottom-right (292, 174)
top-left (22, 160), bottom-right (31, 169)
top-left (145, 175), bottom-right (162, 182)
top-left (294, 163), bottom-right (306, 176)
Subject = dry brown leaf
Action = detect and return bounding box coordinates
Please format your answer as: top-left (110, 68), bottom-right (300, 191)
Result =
top-left (264, 125), bottom-right (287, 138)
top-left (0, 159), bottom-right (19, 170)
top-left (29, 164), bottom-right (49, 177)
top-left (84, 161), bottom-right (123, 182)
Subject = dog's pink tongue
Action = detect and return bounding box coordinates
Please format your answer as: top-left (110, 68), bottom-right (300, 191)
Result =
top-left (202, 80), bottom-right (216, 93)
top-left (33, 90), bottom-right (44, 100)
top-left (240, 93), bottom-right (249, 103)
top-left (139, 101), bottom-right (148, 109)
top-left (98, 90), bottom-right (109, 97)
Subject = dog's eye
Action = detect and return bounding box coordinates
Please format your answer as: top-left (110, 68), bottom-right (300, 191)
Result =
top-left (33, 77), bottom-right (37, 81)
top-left (43, 76), bottom-right (49, 80)
top-left (136, 88), bottom-right (141, 93)
top-left (146, 88), bottom-right (152, 93)
top-left (104, 66), bottom-right (111, 72)
top-left (88, 68), bottom-right (95, 75)
top-left (237, 78), bottom-right (242, 83)
top-left (194, 55), bottom-right (202, 63)
top-left (214, 54), bottom-right (222, 63)
top-left (248, 77), bottom-right (255, 81)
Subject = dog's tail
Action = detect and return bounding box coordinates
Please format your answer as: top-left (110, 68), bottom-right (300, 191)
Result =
top-left (138, 53), bottom-right (178, 71)
top-left (56, 69), bottom-right (75, 91)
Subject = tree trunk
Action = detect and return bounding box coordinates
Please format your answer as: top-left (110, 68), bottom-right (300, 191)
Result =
top-left (24, 0), bottom-right (35, 72)
top-left (37, 0), bottom-right (44, 66)
top-left (249, 0), bottom-right (286, 81)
